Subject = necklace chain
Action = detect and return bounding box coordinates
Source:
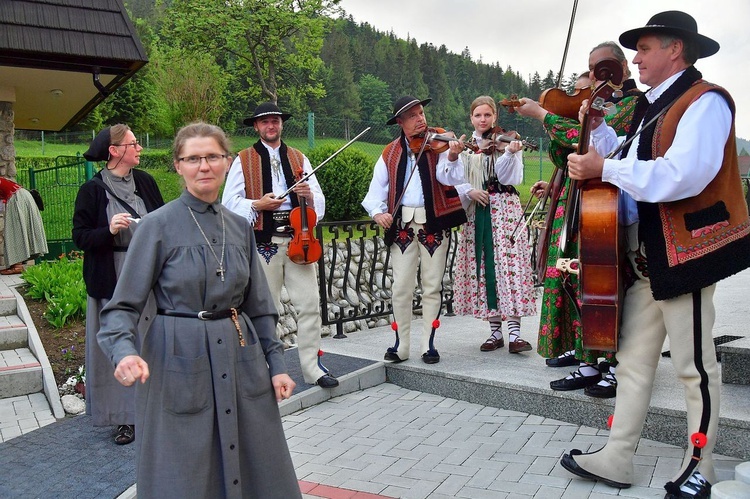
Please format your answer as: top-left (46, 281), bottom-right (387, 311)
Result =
top-left (188, 206), bottom-right (226, 282)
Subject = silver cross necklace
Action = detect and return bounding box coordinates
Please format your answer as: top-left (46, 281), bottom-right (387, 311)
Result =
top-left (188, 205), bottom-right (226, 282)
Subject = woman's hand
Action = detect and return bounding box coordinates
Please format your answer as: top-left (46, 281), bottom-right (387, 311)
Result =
top-left (109, 212), bottom-right (134, 235)
top-left (115, 355), bottom-right (149, 386)
top-left (468, 188), bottom-right (490, 207)
top-left (272, 373), bottom-right (296, 401)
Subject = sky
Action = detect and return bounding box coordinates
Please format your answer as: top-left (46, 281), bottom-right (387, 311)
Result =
top-left (338, 0), bottom-right (750, 139)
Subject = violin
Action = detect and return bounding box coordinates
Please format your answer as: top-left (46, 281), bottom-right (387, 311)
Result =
top-left (500, 86), bottom-right (592, 121)
top-left (471, 126), bottom-right (539, 153)
top-left (407, 127), bottom-right (458, 154)
top-left (287, 194), bottom-right (323, 265)
top-left (408, 127), bottom-right (538, 155)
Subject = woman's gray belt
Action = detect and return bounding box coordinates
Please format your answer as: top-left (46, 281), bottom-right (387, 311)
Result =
top-left (157, 308), bottom-right (235, 320)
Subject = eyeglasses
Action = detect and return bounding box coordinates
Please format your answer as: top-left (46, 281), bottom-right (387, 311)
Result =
top-left (178, 154), bottom-right (229, 166)
top-left (112, 141), bottom-right (140, 148)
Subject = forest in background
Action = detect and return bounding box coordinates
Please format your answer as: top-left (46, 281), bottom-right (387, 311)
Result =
top-left (72, 0), bottom-right (583, 142)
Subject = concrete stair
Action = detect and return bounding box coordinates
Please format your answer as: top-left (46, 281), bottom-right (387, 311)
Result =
top-left (712, 461), bottom-right (750, 498)
top-left (0, 295), bottom-right (43, 398)
top-left (0, 282), bottom-right (64, 421)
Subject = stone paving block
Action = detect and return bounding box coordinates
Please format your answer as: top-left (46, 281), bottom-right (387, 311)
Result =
top-left (652, 455), bottom-right (682, 479)
top-left (636, 442), bottom-right (684, 458)
top-left (431, 474), bottom-right (470, 497)
top-left (432, 462), bottom-right (480, 477)
top-left (488, 476), bottom-right (541, 496)
top-left (616, 485), bottom-right (665, 498)
top-left (0, 425), bottom-right (21, 441)
top-left (526, 455), bottom-right (560, 475)
top-left (491, 451), bottom-right (536, 465)
top-left (457, 485), bottom-right (511, 498)
top-left (381, 456), bottom-right (418, 476)
top-left (534, 485), bottom-right (565, 498)
top-left (401, 467), bottom-right (450, 483)
top-left (498, 460), bottom-right (534, 482)
top-left (339, 478), bottom-right (389, 495)
top-left (371, 472), bottom-right (421, 489)
top-left (379, 485), bottom-right (410, 498)
top-left (464, 467), bottom-right (501, 488)
top-left (520, 470), bottom-right (570, 489)
top-left (466, 441), bottom-right (503, 460)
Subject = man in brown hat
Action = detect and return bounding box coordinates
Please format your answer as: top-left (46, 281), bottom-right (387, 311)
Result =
top-left (222, 102), bottom-right (339, 388)
top-left (362, 96), bottom-right (466, 364)
top-left (559, 11), bottom-right (750, 498)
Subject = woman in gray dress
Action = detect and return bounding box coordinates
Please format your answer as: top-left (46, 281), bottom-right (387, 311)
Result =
top-left (72, 125), bottom-right (164, 445)
top-left (98, 123), bottom-right (301, 498)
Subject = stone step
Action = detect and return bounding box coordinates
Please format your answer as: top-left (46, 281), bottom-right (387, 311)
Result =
top-left (0, 314), bottom-right (29, 350)
top-left (0, 347), bottom-right (43, 398)
top-left (0, 290), bottom-right (18, 316)
top-left (737, 461), bottom-right (750, 484)
top-left (712, 480), bottom-right (750, 499)
top-left (717, 337), bottom-right (750, 385)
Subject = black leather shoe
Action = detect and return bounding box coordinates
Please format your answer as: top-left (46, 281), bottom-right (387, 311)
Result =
top-left (550, 369), bottom-right (601, 391)
top-left (384, 351), bottom-right (406, 363)
top-left (560, 450), bottom-right (631, 489)
top-left (545, 352), bottom-right (578, 367)
top-left (664, 471), bottom-right (712, 498)
top-left (316, 374), bottom-right (339, 388)
top-left (421, 351), bottom-right (440, 364)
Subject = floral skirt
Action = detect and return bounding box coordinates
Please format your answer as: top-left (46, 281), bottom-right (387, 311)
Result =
top-left (453, 192), bottom-right (537, 321)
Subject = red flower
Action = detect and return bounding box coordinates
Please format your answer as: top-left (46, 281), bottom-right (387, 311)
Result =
top-left (607, 414), bottom-right (614, 429)
top-left (565, 128), bottom-right (580, 139)
top-left (432, 319), bottom-right (440, 329)
top-left (391, 321), bottom-right (398, 331)
top-left (317, 350), bottom-right (324, 357)
top-left (690, 432), bottom-right (707, 448)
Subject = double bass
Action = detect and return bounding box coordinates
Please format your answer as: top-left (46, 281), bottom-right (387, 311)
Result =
top-left (565, 58), bottom-right (625, 352)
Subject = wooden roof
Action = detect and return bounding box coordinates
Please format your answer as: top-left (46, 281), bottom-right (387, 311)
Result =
top-left (0, 0), bottom-right (148, 131)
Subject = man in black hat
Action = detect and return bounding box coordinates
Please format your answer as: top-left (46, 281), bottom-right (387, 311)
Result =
top-left (559, 11), bottom-right (750, 498)
top-left (222, 102), bottom-right (339, 389)
top-left (362, 96), bottom-right (466, 364)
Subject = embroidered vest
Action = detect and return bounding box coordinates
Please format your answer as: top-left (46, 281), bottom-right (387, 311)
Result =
top-left (382, 137), bottom-right (466, 233)
top-left (238, 141), bottom-right (305, 242)
top-left (637, 82), bottom-right (750, 300)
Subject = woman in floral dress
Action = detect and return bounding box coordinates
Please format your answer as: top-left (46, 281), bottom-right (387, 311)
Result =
top-left (453, 96), bottom-right (537, 354)
top-left (516, 41), bottom-right (641, 397)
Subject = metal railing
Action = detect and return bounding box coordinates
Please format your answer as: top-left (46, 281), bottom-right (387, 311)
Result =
top-left (314, 220), bottom-right (460, 338)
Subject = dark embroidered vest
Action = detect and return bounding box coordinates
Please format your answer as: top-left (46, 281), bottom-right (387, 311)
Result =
top-left (238, 140), bottom-right (305, 243)
top-left (632, 71), bottom-right (750, 300)
top-left (382, 136), bottom-right (466, 234)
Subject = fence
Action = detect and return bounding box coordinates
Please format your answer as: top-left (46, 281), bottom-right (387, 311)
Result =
top-left (15, 115), bottom-right (553, 183)
top-left (17, 155), bottom-right (89, 259)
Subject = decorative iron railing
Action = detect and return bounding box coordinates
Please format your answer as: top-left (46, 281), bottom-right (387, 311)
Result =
top-left (315, 220), bottom-right (459, 338)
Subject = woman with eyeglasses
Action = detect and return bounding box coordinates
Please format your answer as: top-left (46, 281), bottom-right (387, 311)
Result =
top-left (72, 124), bottom-right (164, 445)
top-left (97, 123), bottom-right (301, 498)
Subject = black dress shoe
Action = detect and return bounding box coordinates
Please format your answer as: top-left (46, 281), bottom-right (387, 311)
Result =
top-left (421, 351), bottom-right (440, 364)
top-left (664, 471), bottom-right (712, 498)
top-left (545, 352), bottom-right (578, 367)
top-left (316, 374), bottom-right (339, 388)
top-left (560, 450), bottom-right (631, 489)
top-left (384, 351), bottom-right (406, 363)
top-left (550, 369), bottom-right (601, 391)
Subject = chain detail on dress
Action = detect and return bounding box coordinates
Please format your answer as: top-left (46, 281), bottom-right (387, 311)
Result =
top-left (188, 206), bottom-right (226, 282)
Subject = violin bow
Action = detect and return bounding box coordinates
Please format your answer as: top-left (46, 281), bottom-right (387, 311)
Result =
top-left (278, 127), bottom-right (371, 199)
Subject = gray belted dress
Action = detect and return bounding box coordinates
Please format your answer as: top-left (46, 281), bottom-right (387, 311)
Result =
top-left (98, 190), bottom-right (301, 498)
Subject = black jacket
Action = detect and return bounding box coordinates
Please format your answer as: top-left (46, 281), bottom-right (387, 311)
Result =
top-left (72, 169), bottom-right (164, 299)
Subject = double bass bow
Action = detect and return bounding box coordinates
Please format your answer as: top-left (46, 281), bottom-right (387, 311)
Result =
top-left (279, 127), bottom-right (371, 265)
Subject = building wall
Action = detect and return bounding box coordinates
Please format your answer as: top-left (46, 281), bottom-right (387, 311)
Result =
top-left (0, 101), bottom-right (15, 266)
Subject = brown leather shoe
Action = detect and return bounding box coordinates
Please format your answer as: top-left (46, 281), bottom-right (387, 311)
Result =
top-left (508, 338), bottom-right (532, 353)
top-left (480, 336), bottom-right (504, 351)
top-left (0, 263), bottom-right (24, 275)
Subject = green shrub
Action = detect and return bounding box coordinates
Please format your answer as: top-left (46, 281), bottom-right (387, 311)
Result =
top-left (22, 252), bottom-right (87, 328)
top-left (308, 145), bottom-right (373, 221)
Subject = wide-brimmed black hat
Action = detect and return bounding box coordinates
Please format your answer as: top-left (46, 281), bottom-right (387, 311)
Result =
top-left (386, 96), bottom-right (431, 125)
top-left (619, 10), bottom-right (719, 59)
top-left (83, 127), bottom-right (112, 161)
top-left (243, 102), bottom-right (292, 126)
